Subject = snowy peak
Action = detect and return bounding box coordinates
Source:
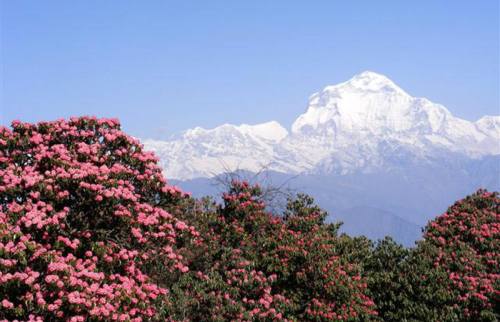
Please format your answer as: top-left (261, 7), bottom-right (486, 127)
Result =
top-left (143, 72), bottom-right (500, 180)
top-left (184, 121), bottom-right (288, 143)
top-left (143, 120), bottom-right (293, 180)
top-left (238, 121), bottom-right (288, 142)
top-left (292, 71), bottom-right (447, 135)
top-left (476, 116), bottom-right (500, 136)
top-left (327, 71), bottom-right (407, 95)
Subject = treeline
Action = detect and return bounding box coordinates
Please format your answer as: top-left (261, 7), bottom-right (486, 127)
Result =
top-left (0, 117), bottom-right (498, 321)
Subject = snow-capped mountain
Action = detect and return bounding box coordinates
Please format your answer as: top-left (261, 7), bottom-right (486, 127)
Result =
top-left (143, 71), bottom-right (499, 245)
top-left (145, 121), bottom-right (293, 180)
top-left (143, 71), bottom-right (499, 180)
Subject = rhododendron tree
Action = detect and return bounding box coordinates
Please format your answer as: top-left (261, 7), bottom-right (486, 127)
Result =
top-left (421, 190), bottom-right (499, 321)
top-left (365, 190), bottom-right (499, 322)
top-left (166, 181), bottom-right (377, 321)
top-left (0, 117), bottom-right (199, 321)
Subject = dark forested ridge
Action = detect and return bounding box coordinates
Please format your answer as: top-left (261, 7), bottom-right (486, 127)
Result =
top-left (1, 117), bottom-right (498, 321)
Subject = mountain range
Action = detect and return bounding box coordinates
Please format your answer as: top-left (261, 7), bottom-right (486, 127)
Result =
top-left (143, 71), bottom-right (500, 246)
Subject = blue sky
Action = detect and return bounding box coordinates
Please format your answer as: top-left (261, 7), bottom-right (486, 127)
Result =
top-left (1, 1), bottom-right (499, 138)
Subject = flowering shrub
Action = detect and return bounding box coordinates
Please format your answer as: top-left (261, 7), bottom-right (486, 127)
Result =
top-left (166, 181), bottom-right (377, 321)
top-left (365, 190), bottom-right (499, 322)
top-left (0, 117), bottom-right (199, 321)
top-left (422, 190), bottom-right (499, 321)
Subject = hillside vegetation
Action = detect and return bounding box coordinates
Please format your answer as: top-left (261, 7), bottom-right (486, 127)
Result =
top-left (0, 117), bottom-right (498, 321)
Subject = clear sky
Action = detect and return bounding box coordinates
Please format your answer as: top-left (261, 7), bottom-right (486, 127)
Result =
top-left (1, 1), bottom-right (499, 138)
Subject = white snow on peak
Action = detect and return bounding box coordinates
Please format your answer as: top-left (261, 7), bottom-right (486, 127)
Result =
top-left (292, 71), bottom-right (438, 135)
top-left (143, 120), bottom-right (293, 180)
top-left (476, 115), bottom-right (500, 135)
top-left (183, 121), bottom-right (288, 143)
top-left (143, 71), bottom-right (500, 179)
top-left (238, 121), bottom-right (289, 142)
top-left (325, 71), bottom-right (407, 95)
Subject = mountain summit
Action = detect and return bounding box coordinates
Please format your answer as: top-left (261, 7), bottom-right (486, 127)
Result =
top-left (292, 71), bottom-right (422, 135)
top-left (143, 72), bottom-right (499, 180)
top-left (326, 71), bottom-right (406, 94)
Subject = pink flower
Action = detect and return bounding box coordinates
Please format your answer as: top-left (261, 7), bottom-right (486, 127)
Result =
top-left (175, 221), bottom-right (188, 230)
top-left (30, 133), bottom-right (44, 145)
top-left (1, 299), bottom-right (14, 309)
